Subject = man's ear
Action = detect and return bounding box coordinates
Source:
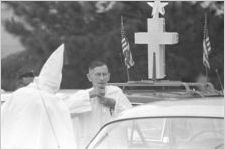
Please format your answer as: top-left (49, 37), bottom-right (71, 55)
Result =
top-left (87, 73), bottom-right (92, 82)
top-left (107, 73), bottom-right (110, 82)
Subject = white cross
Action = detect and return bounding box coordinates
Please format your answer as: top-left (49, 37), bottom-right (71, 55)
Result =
top-left (135, 17), bottom-right (178, 79)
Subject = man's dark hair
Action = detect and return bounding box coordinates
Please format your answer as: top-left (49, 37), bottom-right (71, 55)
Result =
top-left (18, 71), bottom-right (35, 79)
top-left (88, 60), bottom-right (107, 70)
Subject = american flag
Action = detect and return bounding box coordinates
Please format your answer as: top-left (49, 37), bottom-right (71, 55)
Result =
top-left (121, 16), bottom-right (134, 69)
top-left (203, 13), bottom-right (211, 70)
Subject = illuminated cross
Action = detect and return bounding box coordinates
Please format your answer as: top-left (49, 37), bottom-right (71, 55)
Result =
top-left (135, 1), bottom-right (178, 79)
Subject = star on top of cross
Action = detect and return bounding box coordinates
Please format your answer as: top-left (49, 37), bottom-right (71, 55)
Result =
top-left (147, 0), bottom-right (168, 18)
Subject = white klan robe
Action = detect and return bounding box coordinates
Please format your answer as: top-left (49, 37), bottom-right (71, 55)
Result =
top-left (66, 85), bottom-right (132, 148)
top-left (1, 44), bottom-right (77, 149)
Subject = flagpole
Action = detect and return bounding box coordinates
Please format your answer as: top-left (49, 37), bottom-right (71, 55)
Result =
top-left (126, 68), bottom-right (130, 82)
top-left (204, 13), bottom-right (208, 81)
top-left (215, 69), bottom-right (224, 93)
top-left (121, 16), bottom-right (128, 82)
top-left (205, 66), bottom-right (208, 81)
top-left (203, 12), bottom-right (211, 82)
top-left (121, 16), bottom-right (134, 82)
top-left (119, 52), bottom-right (129, 82)
top-left (121, 16), bottom-right (129, 82)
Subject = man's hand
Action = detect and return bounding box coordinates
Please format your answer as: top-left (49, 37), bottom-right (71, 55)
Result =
top-left (89, 87), bottom-right (115, 109)
top-left (98, 96), bottom-right (116, 109)
top-left (89, 87), bottom-right (105, 98)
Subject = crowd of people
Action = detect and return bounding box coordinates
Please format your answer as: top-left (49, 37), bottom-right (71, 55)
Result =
top-left (1, 44), bottom-right (132, 149)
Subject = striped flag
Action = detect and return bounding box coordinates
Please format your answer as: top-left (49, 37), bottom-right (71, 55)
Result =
top-left (203, 13), bottom-right (211, 70)
top-left (121, 16), bottom-right (134, 69)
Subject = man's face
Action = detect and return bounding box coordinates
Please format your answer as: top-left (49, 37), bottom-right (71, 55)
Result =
top-left (16, 76), bottom-right (34, 88)
top-left (22, 77), bottom-right (34, 86)
top-left (87, 65), bottom-right (110, 88)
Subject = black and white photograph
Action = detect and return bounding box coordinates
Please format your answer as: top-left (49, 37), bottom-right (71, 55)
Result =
top-left (1, 1), bottom-right (224, 149)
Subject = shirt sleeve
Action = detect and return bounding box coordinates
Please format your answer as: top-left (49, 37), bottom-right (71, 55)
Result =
top-left (114, 91), bottom-right (132, 115)
top-left (65, 90), bottom-right (92, 114)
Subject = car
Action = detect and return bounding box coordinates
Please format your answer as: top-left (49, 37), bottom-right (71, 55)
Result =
top-left (1, 80), bottom-right (222, 105)
top-left (86, 97), bottom-right (224, 149)
top-left (1, 81), bottom-right (223, 149)
top-left (110, 80), bottom-right (223, 105)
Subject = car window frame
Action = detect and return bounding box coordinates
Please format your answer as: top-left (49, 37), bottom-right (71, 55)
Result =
top-left (86, 116), bottom-right (224, 149)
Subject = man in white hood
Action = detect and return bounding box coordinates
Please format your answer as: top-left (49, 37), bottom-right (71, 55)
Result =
top-left (1, 44), bottom-right (77, 149)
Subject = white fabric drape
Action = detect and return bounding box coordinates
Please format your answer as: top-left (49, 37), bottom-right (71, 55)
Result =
top-left (1, 83), bottom-right (77, 149)
top-left (1, 44), bottom-right (77, 149)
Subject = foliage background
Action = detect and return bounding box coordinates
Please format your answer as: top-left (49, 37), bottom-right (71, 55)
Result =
top-left (1, 1), bottom-right (224, 91)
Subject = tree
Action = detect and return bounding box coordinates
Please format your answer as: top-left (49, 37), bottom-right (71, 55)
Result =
top-left (1, 1), bottom-right (224, 91)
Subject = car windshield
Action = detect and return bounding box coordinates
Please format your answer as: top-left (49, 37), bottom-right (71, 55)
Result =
top-left (87, 117), bottom-right (224, 149)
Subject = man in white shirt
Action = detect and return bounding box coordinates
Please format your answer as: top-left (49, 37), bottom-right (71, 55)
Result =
top-left (66, 60), bottom-right (132, 148)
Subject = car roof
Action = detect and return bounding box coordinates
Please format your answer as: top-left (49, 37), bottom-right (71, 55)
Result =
top-left (112, 97), bottom-right (224, 121)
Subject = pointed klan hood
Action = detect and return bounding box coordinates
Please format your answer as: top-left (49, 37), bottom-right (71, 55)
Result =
top-left (35, 44), bottom-right (64, 93)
